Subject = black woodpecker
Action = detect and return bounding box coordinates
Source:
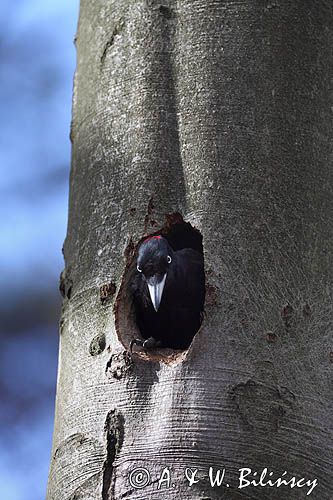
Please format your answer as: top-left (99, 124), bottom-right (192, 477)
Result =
top-left (130, 235), bottom-right (205, 350)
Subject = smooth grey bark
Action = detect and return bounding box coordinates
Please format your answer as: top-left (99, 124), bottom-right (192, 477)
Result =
top-left (48, 1), bottom-right (333, 499)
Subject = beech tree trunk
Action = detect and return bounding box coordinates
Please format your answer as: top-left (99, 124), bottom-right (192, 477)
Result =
top-left (48, 1), bottom-right (333, 499)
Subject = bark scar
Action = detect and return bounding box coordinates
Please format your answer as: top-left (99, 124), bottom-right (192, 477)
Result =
top-left (281, 302), bottom-right (294, 329)
top-left (231, 380), bottom-right (295, 432)
top-left (106, 351), bottom-right (132, 380)
top-left (159, 5), bottom-right (175, 19)
top-left (89, 332), bottom-right (106, 356)
top-left (102, 410), bottom-right (125, 500)
top-left (100, 18), bottom-right (125, 68)
top-left (144, 196), bottom-right (155, 232)
top-left (100, 282), bottom-right (117, 305)
top-left (59, 268), bottom-right (73, 299)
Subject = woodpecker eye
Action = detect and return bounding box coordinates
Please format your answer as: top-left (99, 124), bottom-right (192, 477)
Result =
top-left (167, 255), bottom-right (172, 264)
top-left (137, 265), bottom-right (142, 273)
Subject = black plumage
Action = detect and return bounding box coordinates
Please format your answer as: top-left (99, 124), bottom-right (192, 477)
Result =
top-left (130, 236), bottom-right (205, 349)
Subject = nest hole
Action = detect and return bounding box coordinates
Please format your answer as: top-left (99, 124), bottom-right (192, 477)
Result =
top-left (115, 214), bottom-right (205, 361)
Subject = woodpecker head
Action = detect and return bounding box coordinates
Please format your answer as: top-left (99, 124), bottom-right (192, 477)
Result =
top-left (136, 236), bottom-right (173, 312)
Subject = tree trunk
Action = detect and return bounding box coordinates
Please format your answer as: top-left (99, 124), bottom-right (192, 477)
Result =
top-left (48, 1), bottom-right (332, 499)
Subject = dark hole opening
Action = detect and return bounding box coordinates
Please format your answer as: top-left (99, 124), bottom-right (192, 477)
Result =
top-left (162, 218), bottom-right (203, 254)
top-left (115, 214), bottom-right (205, 358)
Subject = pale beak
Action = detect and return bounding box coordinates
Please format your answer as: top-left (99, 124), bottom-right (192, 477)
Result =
top-left (146, 273), bottom-right (167, 312)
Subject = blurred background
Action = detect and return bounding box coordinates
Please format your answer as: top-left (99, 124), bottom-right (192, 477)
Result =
top-left (0, 1), bottom-right (79, 498)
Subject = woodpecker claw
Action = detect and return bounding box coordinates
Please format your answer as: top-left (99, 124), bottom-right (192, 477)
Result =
top-left (143, 337), bottom-right (160, 349)
top-left (129, 338), bottom-right (144, 353)
top-left (130, 337), bottom-right (161, 353)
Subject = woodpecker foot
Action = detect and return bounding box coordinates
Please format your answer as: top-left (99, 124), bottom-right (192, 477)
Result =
top-left (130, 337), bottom-right (161, 353)
top-left (143, 337), bottom-right (161, 349)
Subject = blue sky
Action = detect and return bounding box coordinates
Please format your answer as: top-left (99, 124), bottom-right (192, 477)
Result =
top-left (0, 1), bottom-right (79, 499)
top-left (0, 0), bottom-right (79, 294)
top-left (0, 329), bottom-right (59, 500)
